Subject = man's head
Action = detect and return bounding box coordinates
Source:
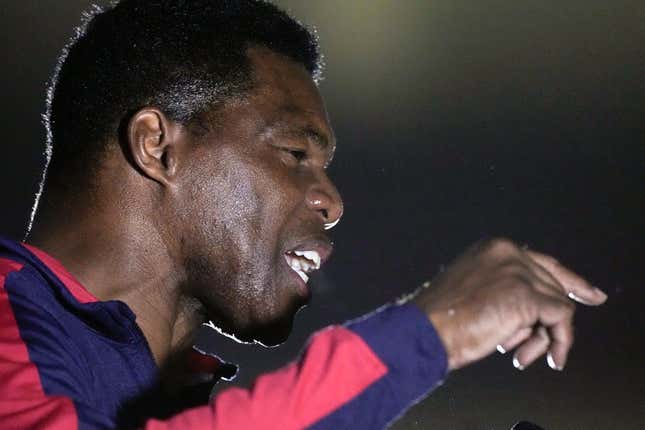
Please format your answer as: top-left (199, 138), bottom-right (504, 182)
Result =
top-left (36, 0), bottom-right (343, 346)
top-left (42, 0), bottom-right (321, 196)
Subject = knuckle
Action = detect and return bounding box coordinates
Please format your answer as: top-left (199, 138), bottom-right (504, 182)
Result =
top-left (542, 254), bottom-right (560, 267)
top-left (561, 300), bottom-right (576, 317)
top-left (470, 238), bottom-right (519, 262)
top-left (487, 238), bottom-right (518, 256)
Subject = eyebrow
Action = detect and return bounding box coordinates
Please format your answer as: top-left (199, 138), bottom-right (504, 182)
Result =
top-left (287, 126), bottom-right (330, 150)
top-left (259, 113), bottom-right (337, 166)
top-left (291, 126), bottom-right (336, 167)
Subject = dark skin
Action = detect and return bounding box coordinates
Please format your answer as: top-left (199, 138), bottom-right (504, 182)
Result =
top-left (29, 47), bottom-right (342, 364)
top-left (413, 239), bottom-right (607, 370)
top-left (29, 47), bottom-right (606, 375)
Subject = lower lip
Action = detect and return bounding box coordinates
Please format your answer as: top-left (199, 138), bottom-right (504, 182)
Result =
top-left (284, 258), bottom-right (311, 299)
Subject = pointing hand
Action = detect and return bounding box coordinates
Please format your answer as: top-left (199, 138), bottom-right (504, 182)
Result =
top-left (412, 239), bottom-right (607, 371)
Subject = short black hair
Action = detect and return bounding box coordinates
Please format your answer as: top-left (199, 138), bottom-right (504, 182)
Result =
top-left (33, 0), bottom-right (321, 223)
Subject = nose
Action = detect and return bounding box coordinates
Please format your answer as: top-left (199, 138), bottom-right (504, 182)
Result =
top-left (305, 174), bottom-right (343, 230)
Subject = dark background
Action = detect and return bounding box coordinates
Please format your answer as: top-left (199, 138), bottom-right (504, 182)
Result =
top-left (2, 1), bottom-right (643, 428)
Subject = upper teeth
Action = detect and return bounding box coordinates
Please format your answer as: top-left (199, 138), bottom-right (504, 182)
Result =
top-left (285, 250), bottom-right (321, 283)
top-left (293, 250), bottom-right (321, 269)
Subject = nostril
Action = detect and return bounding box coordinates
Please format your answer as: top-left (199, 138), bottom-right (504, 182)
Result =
top-left (306, 188), bottom-right (341, 228)
top-left (308, 196), bottom-right (329, 221)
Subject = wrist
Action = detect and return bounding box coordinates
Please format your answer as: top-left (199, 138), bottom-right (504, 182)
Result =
top-left (410, 298), bottom-right (460, 371)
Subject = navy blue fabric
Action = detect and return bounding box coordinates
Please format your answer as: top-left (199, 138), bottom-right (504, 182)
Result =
top-left (307, 303), bottom-right (448, 429)
top-left (0, 237), bottom-right (158, 429)
top-left (1, 236), bottom-right (449, 429)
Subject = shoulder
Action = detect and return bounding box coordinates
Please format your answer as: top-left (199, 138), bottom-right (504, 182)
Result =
top-left (0, 257), bottom-right (93, 399)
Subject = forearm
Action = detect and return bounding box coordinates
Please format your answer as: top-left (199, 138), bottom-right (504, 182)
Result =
top-left (144, 303), bottom-right (448, 430)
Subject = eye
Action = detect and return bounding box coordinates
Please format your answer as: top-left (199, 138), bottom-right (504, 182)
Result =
top-left (284, 148), bottom-right (307, 162)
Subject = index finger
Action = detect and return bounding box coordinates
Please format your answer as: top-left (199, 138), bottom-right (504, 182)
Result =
top-left (525, 251), bottom-right (608, 306)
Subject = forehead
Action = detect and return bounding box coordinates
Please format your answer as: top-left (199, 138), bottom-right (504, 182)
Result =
top-left (247, 46), bottom-right (323, 108)
top-left (244, 47), bottom-right (336, 147)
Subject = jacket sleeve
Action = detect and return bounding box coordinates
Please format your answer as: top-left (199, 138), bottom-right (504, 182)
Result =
top-left (2, 256), bottom-right (448, 430)
top-left (146, 303), bottom-right (449, 430)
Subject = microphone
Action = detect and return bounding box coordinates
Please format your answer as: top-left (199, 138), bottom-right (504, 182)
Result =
top-left (511, 421), bottom-right (545, 430)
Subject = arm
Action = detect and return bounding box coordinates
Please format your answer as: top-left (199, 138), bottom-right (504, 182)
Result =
top-left (146, 303), bottom-right (448, 430)
top-left (152, 238), bottom-right (609, 430)
top-left (1, 238), bottom-right (607, 430)
top-left (2, 256), bottom-right (447, 430)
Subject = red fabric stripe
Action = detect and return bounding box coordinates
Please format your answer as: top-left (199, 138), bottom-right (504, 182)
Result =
top-left (210, 326), bottom-right (387, 430)
top-left (23, 244), bottom-right (98, 304)
top-left (0, 397), bottom-right (79, 430)
top-left (144, 406), bottom-right (214, 430)
top-left (0, 258), bottom-right (79, 429)
top-left (143, 326), bottom-right (386, 430)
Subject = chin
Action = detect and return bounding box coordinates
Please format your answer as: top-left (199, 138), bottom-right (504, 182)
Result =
top-left (250, 316), bottom-right (295, 347)
top-left (205, 301), bottom-right (301, 348)
top-left (227, 304), bottom-right (298, 347)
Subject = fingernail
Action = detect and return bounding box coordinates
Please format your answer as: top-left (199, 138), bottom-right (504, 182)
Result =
top-left (512, 356), bottom-right (524, 371)
top-left (547, 353), bottom-right (563, 371)
top-left (496, 345), bottom-right (506, 354)
top-left (593, 286), bottom-right (608, 300)
top-left (567, 292), bottom-right (592, 305)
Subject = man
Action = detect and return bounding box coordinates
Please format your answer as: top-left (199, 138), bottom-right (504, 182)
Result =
top-left (0, 1), bottom-right (607, 429)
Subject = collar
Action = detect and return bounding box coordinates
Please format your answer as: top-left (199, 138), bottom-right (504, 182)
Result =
top-left (0, 236), bottom-right (100, 305)
top-left (21, 242), bottom-right (99, 304)
top-left (0, 236), bottom-right (239, 383)
top-left (0, 236), bottom-right (139, 338)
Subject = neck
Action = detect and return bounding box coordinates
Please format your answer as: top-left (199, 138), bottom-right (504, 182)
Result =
top-left (27, 193), bottom-right (201, 366)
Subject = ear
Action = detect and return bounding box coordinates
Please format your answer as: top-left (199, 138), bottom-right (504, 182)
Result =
top-left (127, 108), bottom-right (180, 187)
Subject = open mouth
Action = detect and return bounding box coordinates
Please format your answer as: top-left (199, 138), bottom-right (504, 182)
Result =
top-left (284, 250), bottom-right (321, 284)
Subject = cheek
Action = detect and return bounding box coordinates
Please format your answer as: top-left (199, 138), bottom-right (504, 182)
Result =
top-left (253, 164), bottom-right (307, 248)
top-left (195, 165), bottom-right (263, 255)
top-left (179, 151), bottom-right (290, 269)
top-left (178, 149), bottom-right (302, 265)
top-left (174, 152), bottom-right (307, 331)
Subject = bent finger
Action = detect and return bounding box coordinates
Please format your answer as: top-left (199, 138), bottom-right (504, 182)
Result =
top-left (546, 318), bottom-right (575, 371)
top-left (512, 326), bottom-right (550, 370)
top-left (498, 327), bottom-right (533, 354)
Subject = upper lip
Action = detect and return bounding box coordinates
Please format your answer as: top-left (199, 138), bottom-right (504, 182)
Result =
top-left (284, 236), bottom-right (334, 269)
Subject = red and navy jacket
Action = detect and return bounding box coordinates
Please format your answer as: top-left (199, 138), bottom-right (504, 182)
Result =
top-left (0, 236), bottom-right (448, 429)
